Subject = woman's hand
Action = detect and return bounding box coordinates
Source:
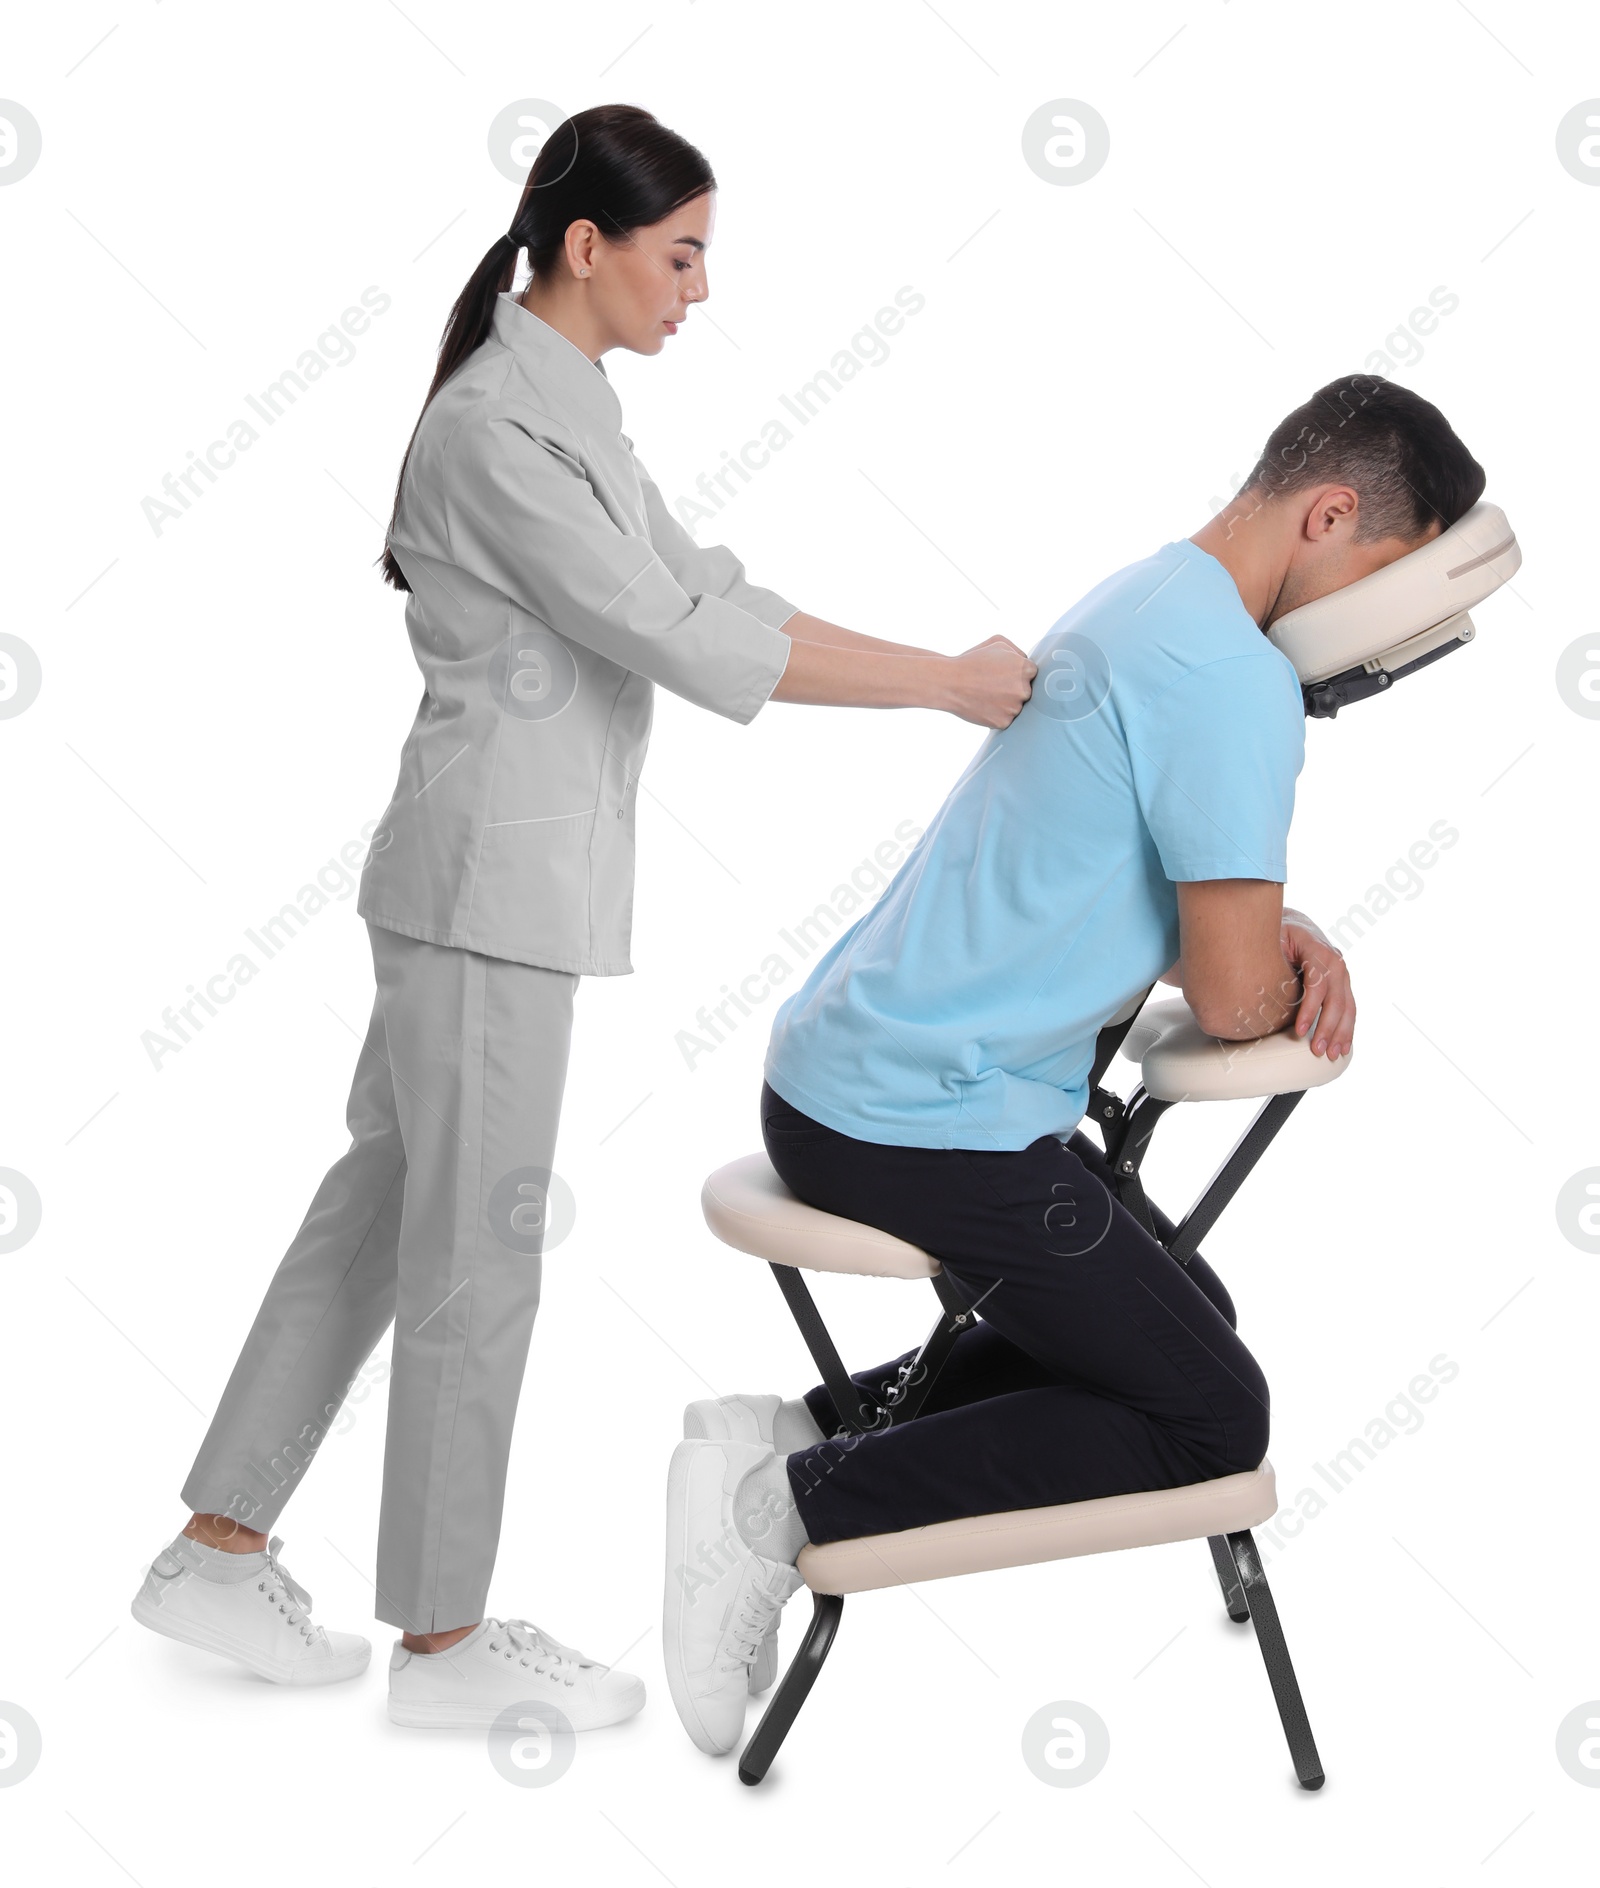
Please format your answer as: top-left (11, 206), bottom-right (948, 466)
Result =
top-left (770, 631), bottom-right (1037, 722)
top-left (943, 637), bottom-right (1037, 728)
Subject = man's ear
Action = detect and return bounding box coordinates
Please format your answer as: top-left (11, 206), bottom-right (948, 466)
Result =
top-left (1303, 485), bottom-right (1360, 543)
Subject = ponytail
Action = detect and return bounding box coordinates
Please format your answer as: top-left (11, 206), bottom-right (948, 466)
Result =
top-left (377, 104), bottom-right (715, 591)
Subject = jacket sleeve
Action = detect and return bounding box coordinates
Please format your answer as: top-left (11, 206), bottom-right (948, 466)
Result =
top-left (626, 441), bottom-right (800, 633)
top-left (441, 403), bottom-right (792, 724)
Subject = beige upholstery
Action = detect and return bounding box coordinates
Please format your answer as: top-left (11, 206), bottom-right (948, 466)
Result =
top-left (799, 1462), bottom-right (1276, 1594)
top-left (1268, 499), bottom-right (1519, 686)
top-left (701, 1152), bottom-right (941, 1279)
top-left (1120, 996), bottom-right (1350, 1102)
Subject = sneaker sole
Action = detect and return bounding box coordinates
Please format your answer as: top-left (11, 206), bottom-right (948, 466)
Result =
top-left (682, 1404), bottom-right (782, 1697)
top-left (386, 1680), bottom-right (645, 1733)
top-left (665, 1439), bottom-right (752, 1757)
top-left (130, 1591), bottom-right (370, 1686)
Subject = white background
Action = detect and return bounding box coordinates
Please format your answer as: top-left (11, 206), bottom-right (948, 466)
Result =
top-left (3, 1), bottom-right (1598, 1878)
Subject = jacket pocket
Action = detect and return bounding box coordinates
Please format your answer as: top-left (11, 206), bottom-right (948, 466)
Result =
top-left (468, 809), bottom-right (598, 962)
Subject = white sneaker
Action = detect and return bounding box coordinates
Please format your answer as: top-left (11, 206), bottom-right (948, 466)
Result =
top-left (684, 1393), bottom-right (783, 1448)
top-left (663, 1438), bottom-right (804, 1755)
top-left (683, 1396), bottom-right (787, 1695)
top-left (131, 1532), bottom-right (370, 1686)
top-left (388, 1618), bottom-right (646, 1730)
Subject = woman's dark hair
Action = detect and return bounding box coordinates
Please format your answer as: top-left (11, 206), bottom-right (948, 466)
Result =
top-left (378, 103), bottom-right (715, 590)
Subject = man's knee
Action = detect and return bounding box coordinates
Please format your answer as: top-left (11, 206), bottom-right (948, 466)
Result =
top-left (1223, 1390), bottom-right (1271, 1472)
top-left (1176, 1250), bottom-right (1237, 1330)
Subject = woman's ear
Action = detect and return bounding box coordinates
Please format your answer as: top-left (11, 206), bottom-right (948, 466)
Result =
top-left (563, 219), bottom-right (600, 279)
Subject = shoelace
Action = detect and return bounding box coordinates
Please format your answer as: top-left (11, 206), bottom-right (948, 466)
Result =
top-left (717, 1579), bottom-right (785, 1675)
top-left (484, 1617), bottom-right (585, 1685)
top-left (257, 1536), bottom-right (325, 1646)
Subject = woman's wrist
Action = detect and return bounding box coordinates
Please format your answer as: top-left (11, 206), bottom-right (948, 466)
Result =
top-left (870, 650), bottom-right (953, 712)
top-left (866, 650), bottom-right (951, 713)
top-left (918, 652), bottom-right (957, 714)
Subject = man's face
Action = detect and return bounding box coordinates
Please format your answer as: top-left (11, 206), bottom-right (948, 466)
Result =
top-left (1264, 496), bottom-right (1442, 627)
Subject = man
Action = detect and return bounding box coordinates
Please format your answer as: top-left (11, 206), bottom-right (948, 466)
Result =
top-left (661, 375), bottom-right (1486, 1756)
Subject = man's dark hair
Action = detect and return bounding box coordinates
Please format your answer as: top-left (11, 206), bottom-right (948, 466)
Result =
top-left (1239, 375), bottom-right (1485, 543)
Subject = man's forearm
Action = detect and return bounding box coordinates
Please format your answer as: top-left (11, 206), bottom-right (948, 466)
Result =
top-left (1164, 909), bottom-right (1319, 1016)
top-left (1209, 952), bottom-right (1303, 1039)
top-left (1169, 899), bottom-right (1305, 1039)
top-left (1167, 952), bottom-right (1301, 1037)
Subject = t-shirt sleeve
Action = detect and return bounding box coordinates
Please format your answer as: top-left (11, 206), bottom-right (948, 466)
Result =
top-left (1124, 653), bottom-right (1305, 883)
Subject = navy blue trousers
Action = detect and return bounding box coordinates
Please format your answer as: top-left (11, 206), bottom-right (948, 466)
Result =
top-left (761, 1081), bottom-right (1270, 1546)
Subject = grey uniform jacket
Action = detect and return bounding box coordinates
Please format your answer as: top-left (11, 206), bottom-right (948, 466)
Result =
top-left (357, 292), bottom-right (797, 975)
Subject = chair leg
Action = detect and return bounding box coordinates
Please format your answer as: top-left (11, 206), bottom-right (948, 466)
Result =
top-left (1207, 1533), bottom-right (1250, 1623)
top-left (737, 1591), bottom-right (845, 1786)
top-left (1224, 1529), bottom-right (1325, 1790)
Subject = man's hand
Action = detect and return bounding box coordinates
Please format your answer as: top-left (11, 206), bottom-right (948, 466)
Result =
top-left (1281, 916), bottom-right (1355, 1059)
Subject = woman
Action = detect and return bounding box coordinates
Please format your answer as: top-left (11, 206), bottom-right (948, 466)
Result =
top-left (130, 103), bottom-right (1034, 1731)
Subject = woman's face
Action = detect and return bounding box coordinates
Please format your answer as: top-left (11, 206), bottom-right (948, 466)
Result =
top-left (586, 189), bottom-right (715, 355)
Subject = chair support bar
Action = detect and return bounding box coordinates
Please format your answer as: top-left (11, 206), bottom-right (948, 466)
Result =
top-left (769, 1259), bottom-right (977, 1438)
top-left (1086, 983), bottom-right (1157, 1091)
top-left (1224, 1529), bottom-right (1325, 1789)
top-left (872, 1272), bottom-right (976, 1425)
top-left (1102, 1088), bottom-right (1175, 1238)
top-left (1167, 1090), bottom-right (1303, 1265)
top-left (1208, 1531), bottom-right (1250, 1622)
top-left (769, 1262), bottom-right (881, 1437)
top-left (738, 1591), bottom-right (845, 1786)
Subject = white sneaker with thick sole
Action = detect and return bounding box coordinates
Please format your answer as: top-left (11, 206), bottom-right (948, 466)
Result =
top-left (388, 1618), bottom-right (646, 1730)
top-left (683, 1393), bottom-right (783, 1448)
top-left (131, 1532), bottom-right (370, 1686)
top-left (663, 1437), bottom-right (804, 1755)
top-left (683, 1395), bottom-right (788, 1695)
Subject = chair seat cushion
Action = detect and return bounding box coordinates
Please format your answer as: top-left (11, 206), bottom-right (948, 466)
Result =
top-left (1120, 997), bottom-right (1350, 1102)
top-left (700, 1152), bottom-right (940, 1279)
top-left (798, 1462), bottom-right (1276, 1594)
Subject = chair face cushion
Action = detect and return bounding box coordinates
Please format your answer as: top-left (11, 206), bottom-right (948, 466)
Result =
top-left (701, 1153), bottom-right (940, 1278)
top-left (1267, 499), bottom-right (1519, 686)
top-left (798, 1463), bottom-right (1277, 1593)
top-left (1120, 997), bottom-right (1349, 1101)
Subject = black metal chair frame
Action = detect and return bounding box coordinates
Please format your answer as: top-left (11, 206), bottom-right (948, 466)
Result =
top-left (737, 1001), bottom-right (1325, 1792)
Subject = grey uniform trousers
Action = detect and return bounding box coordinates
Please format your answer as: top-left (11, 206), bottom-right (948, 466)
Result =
top-left (181, 921), bottom-right (576, 1632)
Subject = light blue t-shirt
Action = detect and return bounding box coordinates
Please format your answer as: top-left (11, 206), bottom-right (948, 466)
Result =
top-left (763, 540), bottom-right (1307, 1151)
